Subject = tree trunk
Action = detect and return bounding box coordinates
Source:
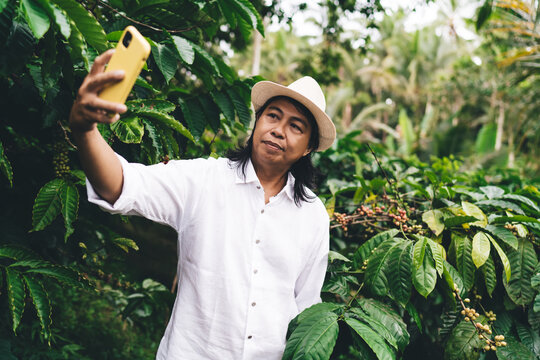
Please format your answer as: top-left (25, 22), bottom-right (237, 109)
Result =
top-left (495, 101), bottom-right (504, 151)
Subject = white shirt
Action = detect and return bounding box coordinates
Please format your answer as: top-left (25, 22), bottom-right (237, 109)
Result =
top-left (86, 155), bottom-right (329, 360)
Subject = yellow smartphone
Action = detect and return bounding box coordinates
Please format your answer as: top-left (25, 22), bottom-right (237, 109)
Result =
top-left (99, 26), bottom-right (151, 104)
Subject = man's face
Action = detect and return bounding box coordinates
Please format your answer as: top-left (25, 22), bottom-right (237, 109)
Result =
top-left (251, 98), bottom-right (313, 171)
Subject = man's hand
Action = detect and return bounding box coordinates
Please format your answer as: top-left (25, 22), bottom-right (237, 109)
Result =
top-left (69, 49), bottom-right (128, 133)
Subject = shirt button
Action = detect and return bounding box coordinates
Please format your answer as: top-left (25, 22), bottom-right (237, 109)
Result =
top-left (251, 302), bottom-right (256, 307)
top-left (256, 186), bottom-right (261, 189)
top-left (260, 209), bottom-right (264, 214)
top-left (253, 269), bottom-right (258, 274)
top-left (255, 239), bottom-right (260, 244)
top-left (247, 335), bottom-right (253, 339)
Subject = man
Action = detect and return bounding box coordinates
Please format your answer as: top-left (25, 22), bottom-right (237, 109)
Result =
top-left (69, 49), bottom-right (336, 359)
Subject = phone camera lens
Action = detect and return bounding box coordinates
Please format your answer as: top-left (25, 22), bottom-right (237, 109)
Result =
top-left (122, 31), bottom-right (132, 48)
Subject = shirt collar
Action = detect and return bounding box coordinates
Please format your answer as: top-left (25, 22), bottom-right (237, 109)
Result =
top-left (234, 158), bottom-right (296, 202)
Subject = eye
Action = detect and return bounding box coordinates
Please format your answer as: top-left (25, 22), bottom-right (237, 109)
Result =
top-left (291, 123), bottom-right (303, 132)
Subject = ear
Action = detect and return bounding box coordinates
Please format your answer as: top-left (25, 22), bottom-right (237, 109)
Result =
top-left (302, 148), bottom-right (312, 157)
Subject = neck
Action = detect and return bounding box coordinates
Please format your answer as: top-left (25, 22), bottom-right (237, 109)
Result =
top-left (251, 156), bottom-right (289, 201)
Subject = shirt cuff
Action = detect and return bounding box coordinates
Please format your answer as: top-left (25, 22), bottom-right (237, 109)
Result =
top-left (86, 153), bottom-right (135, 214)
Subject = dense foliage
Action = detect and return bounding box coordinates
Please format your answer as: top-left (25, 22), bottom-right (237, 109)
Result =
top-left (0, 0), bottom-right (539, 359)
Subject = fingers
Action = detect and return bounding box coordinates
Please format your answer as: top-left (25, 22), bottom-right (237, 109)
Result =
top-left (81, 106), bottom-right (120, 125)
top-left (89, 49), bottom-right (116, 76)
top-left (85, 71), bottom-right (125, 93)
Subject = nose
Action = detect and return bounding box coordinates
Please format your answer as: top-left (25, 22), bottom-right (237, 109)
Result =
top-left (271, 123), bottom-right (285, 139)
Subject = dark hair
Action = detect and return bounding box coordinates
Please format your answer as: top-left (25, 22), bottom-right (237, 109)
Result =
top-left (227, 96), bottom-right (319, 206)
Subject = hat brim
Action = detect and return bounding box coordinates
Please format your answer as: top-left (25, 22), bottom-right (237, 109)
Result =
top-left (251, 81), bottom-right (336, 151)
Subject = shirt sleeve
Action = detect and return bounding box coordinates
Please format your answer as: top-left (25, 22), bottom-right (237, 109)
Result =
top-left (86, 153), bottom-right (211, 232)
top-left (294, 210), bottom-right (330, 313)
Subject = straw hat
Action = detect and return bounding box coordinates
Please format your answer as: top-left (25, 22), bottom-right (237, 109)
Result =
top-left (251, 76), bottom-right (336, 151)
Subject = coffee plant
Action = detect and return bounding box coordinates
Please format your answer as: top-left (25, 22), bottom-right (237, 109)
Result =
top-left (1, 0), bottom-right (539, 359)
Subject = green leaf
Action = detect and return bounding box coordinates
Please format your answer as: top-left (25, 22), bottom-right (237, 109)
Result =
top-left (137, 109), bottom-right (194, 143)
top-left (190, 41), bottom-right (220, 75)
top-left (152, 43), bottom-right (178, 84)
top-left (462, 201), bottom-right (487, 227)
top-left (32, 178), bottom-right (64, 231)
top-left (427, 238), bottom-right (445, 276)
top-left (217, 0), bottom-right (236, 28)
top-left (422, 209), bottom-right (444, 235)
top-left (345, 318), bottom-right (396, 360)
top-left (23, 275), bottom-right (51, 340)
top-left (21, 0), bottom-right (51, 39)
top-left (387, 241), bottom-right (413, 306)
top-left (405, 302), bottom-right (422, 333)
top-left (503, 238), bottom-right (538, 305)
top-left (171, 35), bottom-right (194, 65)
top-left (6, 268), bottom-right (25, 333)
top-left (490, 215), bottom-right (539, 224)
top-left (444, 315), bottom-right (488, 360)
top-left (282, 311), bottom-right (339, 360)
top-left (227, 86), bottom-right (252, 127)
top-left (128, 99), bottom-right (176, 114)
top-left (516, 321), bottom-right (540, 357)
top-left (475, 122), bottom-right (496, 154)
top-left (472, 232), bottom-right (491, 268)
top-left (226, 0), bottom-right (265, 36)
top-left (502, 194), bottom-right (540, 212)
top-left (347, 308), bottom-right (399, 350)
top-left (0, 0), bottom-right (9, 13)
top-left (353, 229), bottom-right (399, 268)
top-left (412, 246), bottom-right (437, 298)
top-left (496, 335), bottom-right (536, 360)
top-left (0, 245), bottom-right (39, 261)
top-left (50, 3), bottom-right (70, 39)
top-left (412, 236), bottom-right (427, 269)
top-left (356, 298), bottom-right (410, 350)
top-left (484, 225), bottom-right (518, 250)
top-left (476, 0), bottom-right (492, 31)
top-left (487, 233), bottom-right (511, 282)
top-left (211, 90), bottom-right (236, 126)
top-left (198, 95), bottom-right (221, 132)
top-left (59, 181), bottom-right (78, 241)
top-left (475, 199), bottom-right (525, 215)
top-left (287, 302), bottom-right (342, 339)
top-left (452, 233), bottom-right (475, 291)
top-left (25, 265), bottom-right (90, 289)
top-left (479, 185), bottom-right (504, 199)
top-left (111, 116), bottom-right (144, 143)
top-left (443, 260), bottom-right (465, 297)
top-left (365, 238), bottom-right (404, 296)
top-left (444, 216), bottom-right (479, 228)
top-left (112, 237), bottom-right (139, 253)
top-left (52, 0), bottom-right (108, 52)
top-left (481, 256), bottom-right (497, 296)
top-left (0, 141), bottom-right (13, 187)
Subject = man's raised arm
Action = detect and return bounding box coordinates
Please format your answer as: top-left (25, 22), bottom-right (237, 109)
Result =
top-left (69, 50), bottom-right (127, 205)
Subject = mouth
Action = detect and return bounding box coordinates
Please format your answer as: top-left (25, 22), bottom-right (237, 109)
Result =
top-left (262, 140), bottom-right (284, 151)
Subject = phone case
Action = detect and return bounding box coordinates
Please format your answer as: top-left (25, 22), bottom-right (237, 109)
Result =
top-left (99, 26), bottom-right (151, 104)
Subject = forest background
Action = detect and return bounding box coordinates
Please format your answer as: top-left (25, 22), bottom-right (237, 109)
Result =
top-left (0, 0), bottom-right (539, 359)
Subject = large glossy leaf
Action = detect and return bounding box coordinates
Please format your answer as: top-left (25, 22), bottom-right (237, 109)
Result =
top-left (496, 335), bottom-right (536, 360)
top-left (0, 245), bottom-right (39, 261)
top-left (0, 140), bottom-right (13, 187)
top-left (137, 109), bottom-right (194, 143)
top-left (487, 233), bottom-right (511, 282)
top-left (32, 178), bottom-right (64, 231)
top-left (50, 3), bottom-right (70, 39)
top-left (211, 90), bottom-right (236, 126)
top-left (516, 321), bottom-right (540, 358)
top-left (479, 185), bottom-right (504, 199)
top-left (412, 236), bottom-right (427, 269)
top-left (25, 265), bottom-right (90, 289)
top-left (422, 209), bottom-right (444, 235)
top-left (52, 0), bottom-right (108, 52)
top-left (190, 41), bottom-right (220, 75)
top-left (443, 260), bottom-right (465, 297)
top-left (413, 246), bottom-right (437, 297)
top-left (427, 238), bottom-right (445, 276)
top-left (347, 308), bottom-right (398, 350)
top-left (111, 116), bottom-right (144, 143)
top-left (484, 225), bottom-right (518, 250)
top-left (171, 35), bottom-right (194, 65)
top-left (444, 315), bottom-right (488, 360)
top-left (226, 0), bottom-right (265, 36)
top-left (287, 302), bottom-right (342, 339)
top-left (282, 311), bottom-right (339, 360)
top-left (452, 233), bottom-right (475, 291)
top-left (490, 215), bottom-right (540, 224)
top-left (353, 229), bottom-right (399, 268)
top-left (502, 194), bottom-right (540, 212)
top-left (472, 232), bottom-right (490, 268)
top-left (475, 199), bottom-right (525, 214)
top-left (365, 238), bottom-right (404, 296)
top-left (356, 298), bottom-right (410, 350)
top-left (462, 201), bottom-right (487, 227)
top-left (345, 318), bottom-right (395, 360)
top-left (481, 255), bottom-right (497, 296)
top-left (5, 268), bottom-right (25, 333)
top-left (128, 99), bottom-right (176, 114)
top-left (21, 0), bottom-right (51, 39)
top-left (23, 275), bottom-right (51, 340)
top-left (387, 241), bottom-right (412, 306)
top-left (227, 86), bottom-right (252, 127)
top-left (503, 238), bottom-right (538, 305)
top-left (59, 181), bottom-right (78, 240)
top-left (198, 95), bottom-right (221, 132)
top-left (444, 216), bottom-right (479, 228)
top-left (152, 43), bottom-right (178, 84)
